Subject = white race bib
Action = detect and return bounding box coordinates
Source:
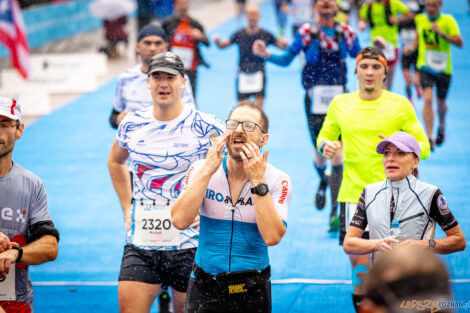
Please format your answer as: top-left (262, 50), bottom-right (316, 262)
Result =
top-left (0, 265), bottom-right (16, 301)
top-left (310, 85), bottom-right (343, 114)
top-left (400, 29), bottom-right (416, 47)
top-left (383, 42), bottom-right (396, 61)
top-left (238, 71), bottom-right (264, 94)
top-left (132, 200), bottom-right (181, 247)
top-left (425, 50), bottom-right (448, 73)
top-left (171, 46), bottom-right (194, 70)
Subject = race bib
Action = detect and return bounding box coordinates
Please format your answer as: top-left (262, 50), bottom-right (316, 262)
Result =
top-left (0, 265), bottom-right (16, 301)
top-left (400, 29), bottom-right (416, 47)
top-left (383, 42), bottom-right (396, 61)
top-left (132, 200), bottom-right (181, 247)
top-left (426, 50), bottom-right (448, 73)
top-left (309, 85), bottom-right (343, 114)
top-left (171, 46), bottom-right (194, 70)
top-left (238, 71), bottom-right (264, 94)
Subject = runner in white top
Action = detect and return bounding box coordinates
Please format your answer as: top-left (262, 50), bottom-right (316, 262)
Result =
top-left (109, 24), bottom-right (195, 129)
top-left (108, 52), bottom-right (223, 313)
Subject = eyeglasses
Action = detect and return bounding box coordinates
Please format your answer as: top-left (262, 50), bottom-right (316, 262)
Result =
top-left (226, 119), bottom-right (265, 133)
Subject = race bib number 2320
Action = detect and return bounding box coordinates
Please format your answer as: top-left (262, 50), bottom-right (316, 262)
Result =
top-left (132, 200), bottom-right (180, 247)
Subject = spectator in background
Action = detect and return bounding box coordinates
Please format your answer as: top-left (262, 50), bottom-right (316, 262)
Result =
top-left (102, 16), bottom-right (129, 58)
top-left (89, 0), bottom-right (135, 58)
top-left (361, 246), bottom-right (454, 313)
top-left (163, 0), bottom-right (210, 99)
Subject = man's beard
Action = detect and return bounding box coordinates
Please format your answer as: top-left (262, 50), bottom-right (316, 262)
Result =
top-left (0, 142), bottom-right (13, 159)
top-left (227, 144), bottom-right (243, 162)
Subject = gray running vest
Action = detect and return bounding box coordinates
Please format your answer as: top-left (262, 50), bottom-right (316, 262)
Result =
top-left (364, 175), bottom-right (438, 244)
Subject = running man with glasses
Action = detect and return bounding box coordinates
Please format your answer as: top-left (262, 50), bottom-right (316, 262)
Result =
top-left (172, 100), bottom-right (292, 313)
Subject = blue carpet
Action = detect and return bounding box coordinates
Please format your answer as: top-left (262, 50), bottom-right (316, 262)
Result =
top-left (13, 0), bottom-right (470, 312)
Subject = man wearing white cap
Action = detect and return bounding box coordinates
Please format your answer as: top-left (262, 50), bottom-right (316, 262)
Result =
top-left (0, 97), bottom-right (60, 313)
top-left (343, 131), bottom-right (465, 260)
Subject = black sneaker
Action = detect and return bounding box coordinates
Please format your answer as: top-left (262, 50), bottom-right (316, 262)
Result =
top-left (159, 287), bottom-right (171, 313)
top-left (436, 127), bottom-right (445, 146)
top-left (315, 179), bottom-right (328, 210)
top-left (429, 138), bottom-right (435, 152)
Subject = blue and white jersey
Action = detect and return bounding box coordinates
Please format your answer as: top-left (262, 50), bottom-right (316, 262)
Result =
top-left (182, 156), bottom-right (292, 275)
top-left (113, 63), bottom-right (196, 113)
top-left (116, 105), bottom-right (224, 250)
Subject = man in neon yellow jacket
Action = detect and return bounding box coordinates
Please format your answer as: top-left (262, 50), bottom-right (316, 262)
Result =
top-left (317, 46), bottom-right (430, 312)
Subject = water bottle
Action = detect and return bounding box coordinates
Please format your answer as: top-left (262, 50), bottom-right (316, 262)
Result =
top-left (390, 220), bottom-right (404, 247)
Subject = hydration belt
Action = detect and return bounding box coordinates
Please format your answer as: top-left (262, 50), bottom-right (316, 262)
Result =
top-left (193, 264), bottom-right (271, 295)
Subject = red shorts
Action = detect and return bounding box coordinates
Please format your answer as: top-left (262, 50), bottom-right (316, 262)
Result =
top-left (0, 301), bottom-right (31, 313)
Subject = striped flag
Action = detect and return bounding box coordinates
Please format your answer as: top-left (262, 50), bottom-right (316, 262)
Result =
top-left (0, 0), bottom-right (30, 79)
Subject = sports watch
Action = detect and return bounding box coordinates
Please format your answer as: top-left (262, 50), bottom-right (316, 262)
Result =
top-left (11, 246), bottom-right (23, 262)
top-left (251, 183), bottom-right (269, 196)
top-left (428, 239), bottom-right (436, 249)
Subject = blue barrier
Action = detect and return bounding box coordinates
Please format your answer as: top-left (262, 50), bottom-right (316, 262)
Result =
top-left (0, 0), bottom-right (102, 58)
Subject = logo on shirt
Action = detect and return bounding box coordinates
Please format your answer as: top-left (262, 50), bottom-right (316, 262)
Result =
top-left (205, 189), bottom-right (253, 206)
top-left (278, 180), bottom-right (289, 204)
top-left (437, 195), bottom-right (450, 215)
top-left (1, 207), bottom-right (26, 224)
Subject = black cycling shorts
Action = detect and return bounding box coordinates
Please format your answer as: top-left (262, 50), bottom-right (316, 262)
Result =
top-left (118, 244), bottom-right (196, 292)
top-left (237, 70), bottom-right (266, 100)
top-left (401, 50), bottom-right (418, 70)
top-left (419, 70), bottom-right (451, 100)
top-left (185, 266), bottom-right (271, 313)
top-left (304, 92), bottom-right (327, 148)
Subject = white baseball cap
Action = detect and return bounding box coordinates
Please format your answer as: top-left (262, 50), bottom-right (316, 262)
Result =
top-left (0, 97), bottom-right (21, 120)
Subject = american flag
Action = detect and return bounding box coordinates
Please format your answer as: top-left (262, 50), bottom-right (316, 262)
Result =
top-left (0, 0), bottom-right (30, 79)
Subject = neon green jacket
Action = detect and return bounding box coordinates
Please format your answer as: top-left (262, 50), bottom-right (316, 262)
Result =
top-left (415, 13), bottom-right (460, 75)
top-left (317, 90), bottom-right (430, 203)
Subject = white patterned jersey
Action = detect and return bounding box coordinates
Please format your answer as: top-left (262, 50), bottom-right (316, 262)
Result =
top-left (116, 105), bottom-right (224, 250)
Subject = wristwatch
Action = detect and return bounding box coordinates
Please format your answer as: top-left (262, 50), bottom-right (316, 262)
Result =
top-left (251, 183), bottom-right (269, 196)
top-left (428, 239), bottom-right (436, 249)
top-left (11, 246), bottom-right (23, 262)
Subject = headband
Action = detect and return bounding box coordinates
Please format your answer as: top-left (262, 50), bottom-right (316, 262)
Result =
top-left (356, 53), bottom-right (388, 73)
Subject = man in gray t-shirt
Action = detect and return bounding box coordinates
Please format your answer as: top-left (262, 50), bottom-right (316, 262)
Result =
top-left (0, 97), bottom-right (59, 312)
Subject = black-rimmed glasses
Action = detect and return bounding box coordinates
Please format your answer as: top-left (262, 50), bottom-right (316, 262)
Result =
top-left (226, 119), bottom-right (265, 133)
